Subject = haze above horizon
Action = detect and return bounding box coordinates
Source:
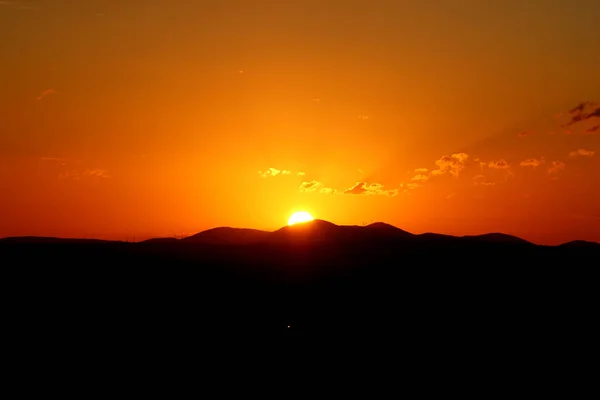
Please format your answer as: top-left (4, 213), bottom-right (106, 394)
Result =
top-left (1, 0), bottom-right (599, 245)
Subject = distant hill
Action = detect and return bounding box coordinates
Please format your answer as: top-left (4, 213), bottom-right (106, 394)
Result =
top-left (1, 218), bottom-right (599, 342)
top-left (2, 220), bottom-right (596, 246)
top-left (462, 233), bottom-right (533, 245)
top-left (0, 236), bottom-right (111, 244)
top-left (559, 240), bottom-right (600, 248)
top-left (181, 227), bottom-right (271, 245)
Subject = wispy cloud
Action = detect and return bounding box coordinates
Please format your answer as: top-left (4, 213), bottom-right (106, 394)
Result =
top-left (518, 131), bottom-right (535, 138)
top-left (41, 156), bottom-right (68, 164)
top-left (431, 153), bottom-right (469, 177)
top-left (298, 180), bottom-right (336, 194)
top-left (548, 161), bottom-right (566, 174)
top-left (520, 158), bottom-right (544, 168)
top-left (0, 1), bottom-right (40, 10)
top-left (473, 175), bottom-right (494, 186)
top-left (585, 125), bottom-right (599, 134)
top-left (411, 174), bottom-right (429, 183)
top-left (343, 182), bottom-right (398, 197)
top-left (59, 168), bottom-right (110, 181)
top-left (36, 89), bottom-right (58, 101)
top-left (400, 182), bottom-right (421, 191)
top-left (41, 156), bottom-right (82, 167)
top-left (488, 159), bottom-right (510, 169)
top-left (564, 101), bottom-right (600, 127)
top-left (258, 168), bottom-right (304, 178)
top-left (569, 148), bottom-right (595, 158)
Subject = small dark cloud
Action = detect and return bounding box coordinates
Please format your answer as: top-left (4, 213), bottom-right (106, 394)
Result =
top-left (564, 101), bottom-right (600, 127)
top-left (585, 125), bottom-right (599, 134)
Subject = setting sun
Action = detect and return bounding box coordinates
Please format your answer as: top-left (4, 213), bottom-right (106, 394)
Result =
top-left (288, 211), bottom-right (314, 226)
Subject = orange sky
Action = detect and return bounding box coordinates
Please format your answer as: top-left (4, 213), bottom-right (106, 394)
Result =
top-left (1, 0), bottom-right (599, 244)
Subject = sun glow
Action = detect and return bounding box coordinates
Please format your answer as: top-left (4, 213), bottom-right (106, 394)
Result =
top-left (288, 211), bottom-right (314, 226)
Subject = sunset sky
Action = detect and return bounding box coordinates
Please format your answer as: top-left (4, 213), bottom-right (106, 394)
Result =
top-left (1, 0), bottom-right (599, 244)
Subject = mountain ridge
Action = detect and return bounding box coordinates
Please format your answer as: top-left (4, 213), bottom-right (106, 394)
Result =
top-left (1, 219), bottom-right (597, 246)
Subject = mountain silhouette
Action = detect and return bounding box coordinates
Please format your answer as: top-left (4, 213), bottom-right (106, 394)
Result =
top-left (461, 232), bottom-right (533, 245)
top-left (2, 219), bottom-right (596, 246)
top-left (181, 226), bottom-right (271, 245)
top-left (1, 219), bottom-right (598, 350)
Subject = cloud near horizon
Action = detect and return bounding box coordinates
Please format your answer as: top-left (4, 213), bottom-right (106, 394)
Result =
top-left (569, 148), bottom-right (595, 158)
top-left (473, 175), bottom-right (495, 186)
top-left (488, 159), bottom-right (510, 169)
top-left (343, 182), bottom-right (398, 197)
top-left (520, 158), bottom-right (544, 167)
top-left (430, 153), bottom-right (469, 177)
top-left (258, 168), bottom-right (304, 178)
top-left (548, 161), bottom-right (566, 174)
top-left (298, 180), bottom-right (337, 194)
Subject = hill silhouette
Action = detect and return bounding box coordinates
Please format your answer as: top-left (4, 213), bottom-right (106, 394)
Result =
top-left (1, 219), bottom-right (598, 354)
top-left (182, 226), bottom-right (271, 245)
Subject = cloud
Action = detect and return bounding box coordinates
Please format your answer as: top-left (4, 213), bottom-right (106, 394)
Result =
top-left (411, 174), bottom-right (429, 183)
top-left (518, 131), bottom-right (535, 138)
top-left (585, 125), bottom-right (599, 134)
top-left (299, 180), bottom-right (320, 192)
top-left (564, 101), bottom-right (600, 127)
top-left (298, 180), bottom-right (336, 194)
top-left (520, 158), bottom-right (543, 167)
top-left (473, 175), bottom-right (494, 186)
top-left (258, 168), bottom-right (279, 177)
top-left (548, 161), bottom-right (566, 174)
top-left (36, 89), bottom-right (58, 101)
top-left (473, 157), bottom-right (487, 170)
top-left (401, 182), bottom-right (421, 191)
top-left (259, 168), bottom-right (304, 178)
top-left (488, 159), bottom-right (510, 169)
top-left (0, 1), bottom-right (40, 10)
top-left (431, 153), bottom-right (469, 177)
top-left (41, 156), bottom-right (68, 165)
top-left (343, 182), bottom-right (398, 196)
top-left (414, 168), bottom-right (428, 173)
top-left (59, 168), bottom-right (110, 180)
top-left (569, 148), bottom-right (595, 158)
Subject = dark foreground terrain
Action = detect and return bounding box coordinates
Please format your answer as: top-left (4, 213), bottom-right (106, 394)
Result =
top-left (2, 221), bottom-right (598, 366)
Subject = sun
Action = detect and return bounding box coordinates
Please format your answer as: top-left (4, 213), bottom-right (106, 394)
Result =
top-left (288, 211), bottom-right (314, 226)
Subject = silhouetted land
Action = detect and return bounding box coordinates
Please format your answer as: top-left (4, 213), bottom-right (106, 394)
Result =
top-left (2, 220), bottom-right (598, 360)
